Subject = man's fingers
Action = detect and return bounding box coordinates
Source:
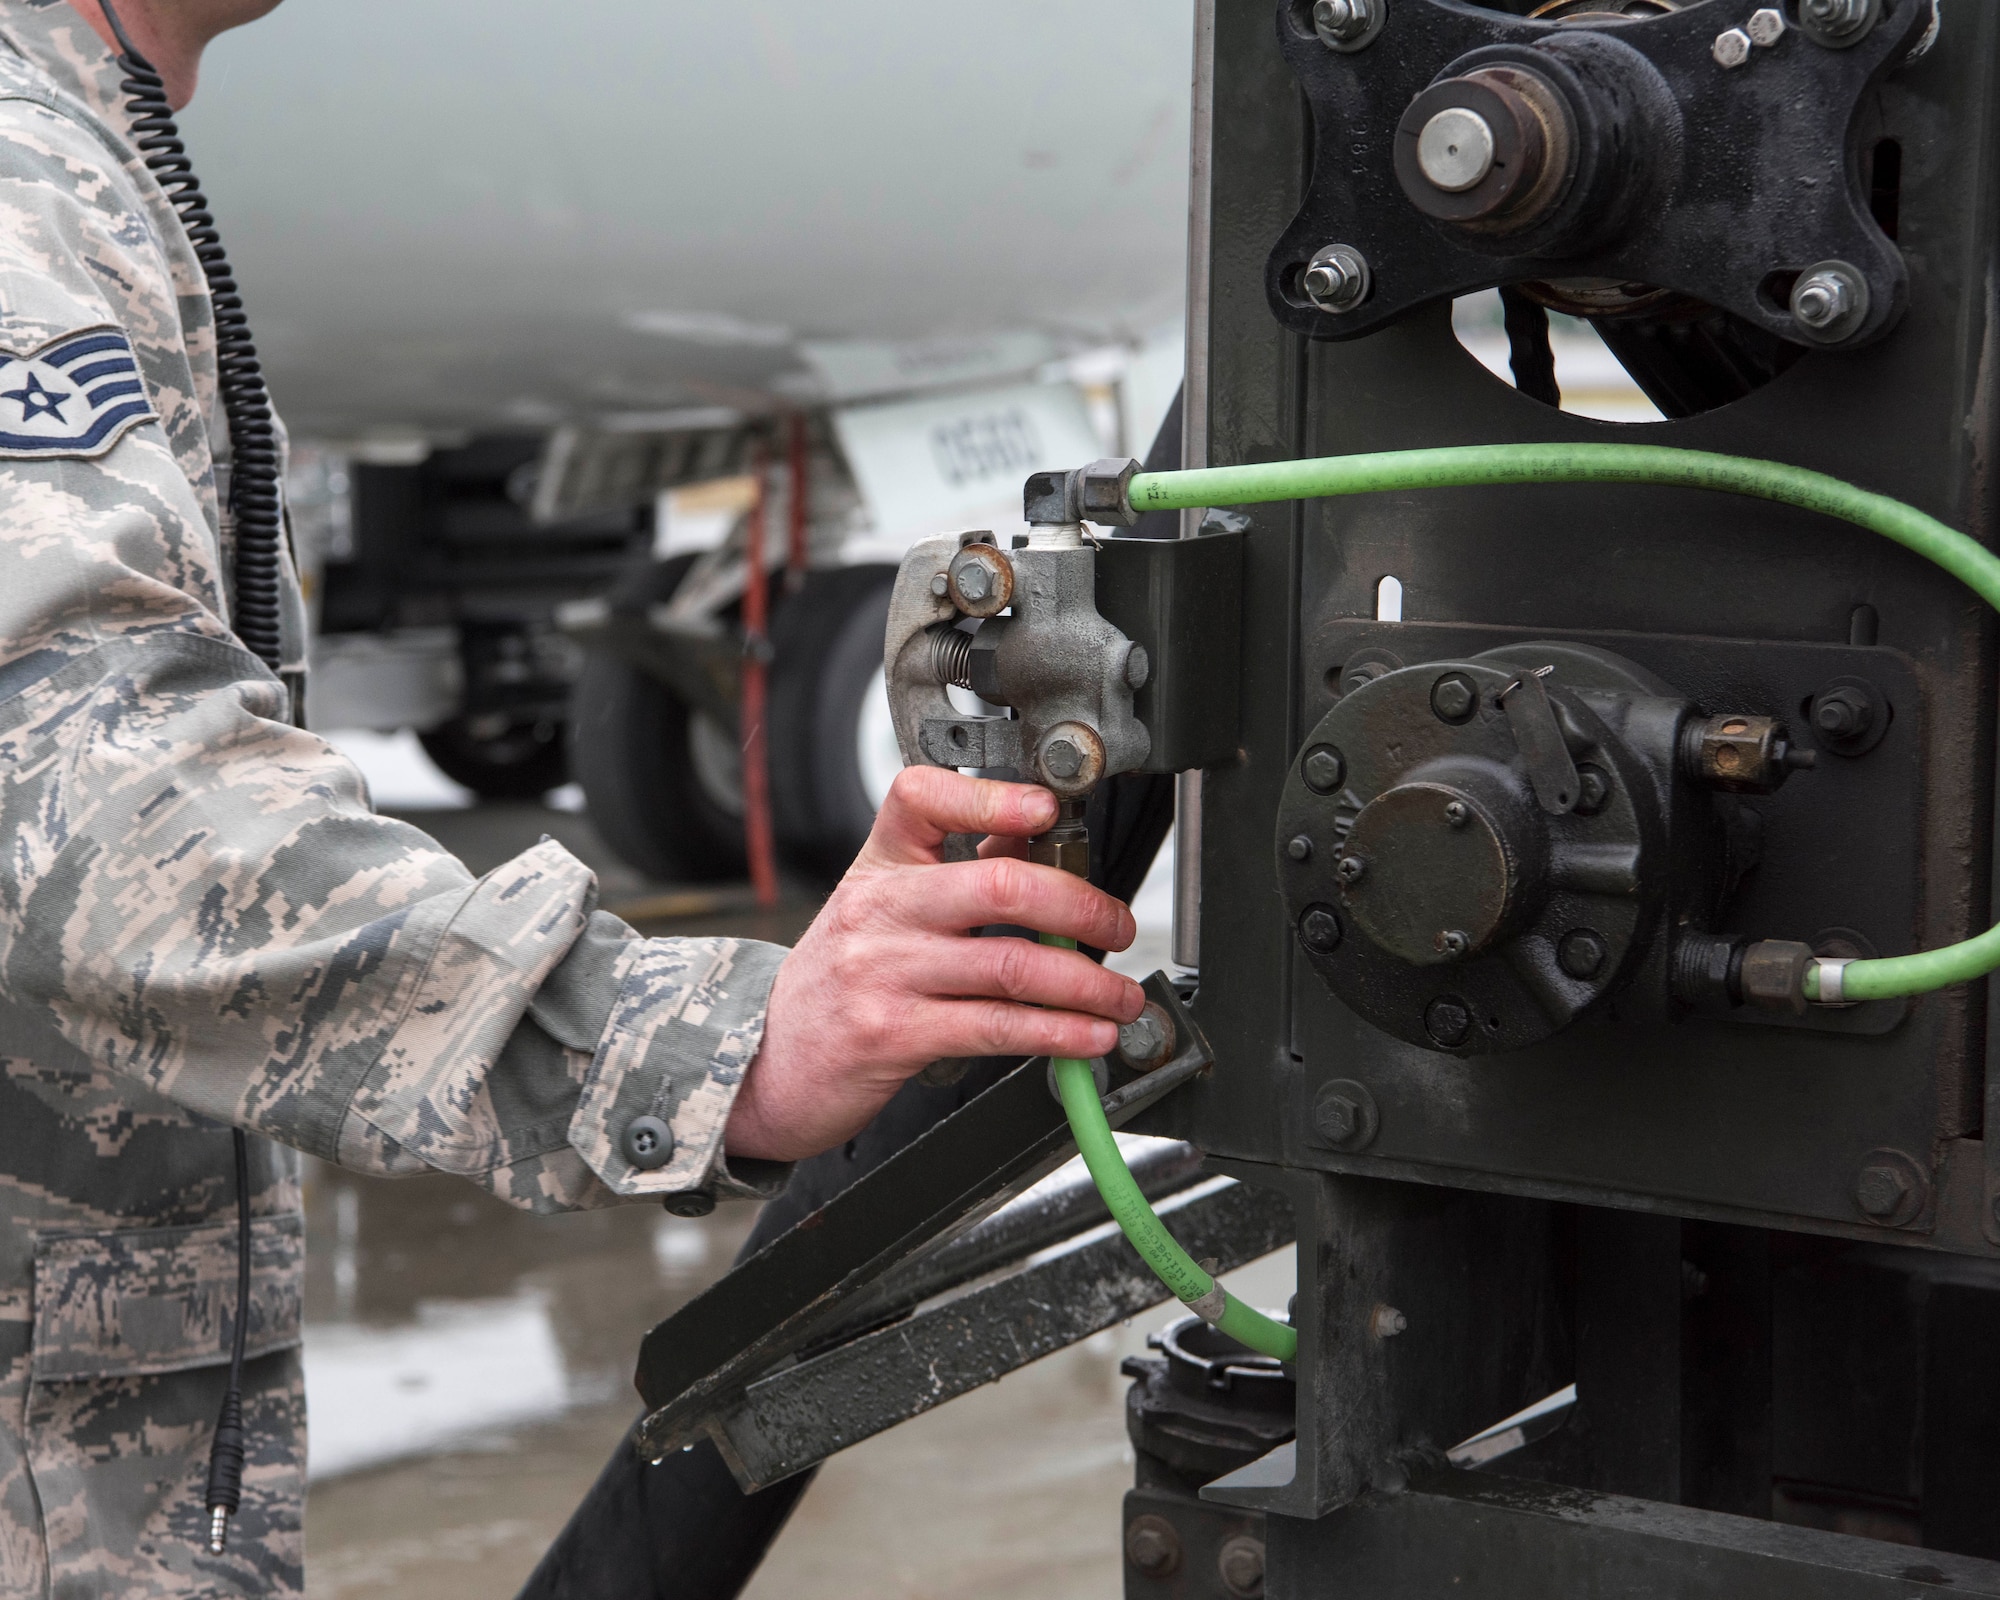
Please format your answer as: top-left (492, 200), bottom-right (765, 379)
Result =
top-left (908, 934), bottom-right (1144, 1022)
top-left (864, 767), bottom-right (1060, 865)
top-left (904, 856), bottom-right (1136, 951)
top-left (905, 996), bottom-right (1122, 1064)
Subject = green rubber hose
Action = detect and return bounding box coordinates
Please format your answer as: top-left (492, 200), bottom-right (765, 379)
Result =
top-left (1129, 442), bottom-right (2000, 1005)
top-left (1043, 935), bottom-right (1297, 1362)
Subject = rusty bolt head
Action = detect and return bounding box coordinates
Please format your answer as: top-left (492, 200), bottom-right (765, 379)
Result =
top-left (1425, 995), bottom-right (1473, 1047)
top-left (1118, 1005), bottom-right (1174, 1069)
top-left (1218, 1534), bottom-right (1267, 1598)
top-left (1558, 929), bottom-right (1608, 980)
top-left (1287, 834), bottom-right (1313, 862)
top-left (1299, 905), bottom-right (1343, 955)
top-left (1443, 799), bottom-right (1471, 829)
top-left (1126, 1514), bottom-right (1183, 1578)
top-left (1857, 1163), bottom-right (1913, 1219)
top-left (1303, 745), bottom-right (1345, 794)
top-left (1431, 673), bottom-right (1478, 724)
top-left (1035, 722), bottom-right (1104, 796)
top-left (946, 544), bottom-right (1013, 617)
top-left (1336, 855), bottom-right (1366, 884)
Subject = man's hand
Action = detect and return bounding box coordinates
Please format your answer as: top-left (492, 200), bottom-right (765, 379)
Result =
top-left (725, 767), bottom-right (1145, 1162)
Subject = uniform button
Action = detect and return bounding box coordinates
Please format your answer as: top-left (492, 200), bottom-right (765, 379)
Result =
top-left (622, 1115), bottom-right (674, 1170)
top-left (661, 1191), bottom-right (715, 1218)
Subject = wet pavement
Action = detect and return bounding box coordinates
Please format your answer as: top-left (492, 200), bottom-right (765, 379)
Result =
top-left (297, 749), bottom-right (1277, 1599)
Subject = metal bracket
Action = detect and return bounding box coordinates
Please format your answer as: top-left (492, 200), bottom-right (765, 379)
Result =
top-left (1266, 0), bottom-right (1924, 348)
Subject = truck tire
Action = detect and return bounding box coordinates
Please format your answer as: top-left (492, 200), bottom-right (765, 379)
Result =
top-left (568, 556), bottom-right (746, 884)
top-left (768, 564), bottom-right (902, 878)
top-left (418, 712), bottom-right (568, 802)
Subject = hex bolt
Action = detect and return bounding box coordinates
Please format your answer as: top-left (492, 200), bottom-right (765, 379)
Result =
top-left (1299, 905), bottom-right (1344, 955)
top-left (1712, 27), bottom-right (1752, 67)
top-left (1856, 1162), bottom-right (1912, 1220)
top-left (1125, 1514), bottom-right (1183, 1578)
top-left (1336, 855), bottom-right (1366, 884)
top-left (1425, 996), bottom-right (1472, 1047)
top-left (1574, 764), bottom-right (1611, 816)
top-left (1311, 0), bottom-right (1381, 50)
top-left (1747, 7), bottom-right (1786, 45)
top-left (1790, 261), bottom-right (1869, 342)
top-left (1041, 738), bottom-right (1083, 781)
top-left (1801, 0), bottom-right (1876, 43)
top-left (1119, 1007), bottom-right (1173, 1069)
top-left (1301, 243), bottom-right (1371, 313)
top-left (1431, 672), bottom-right (1477, 724)
top-left (955, 562), bottom-right (991, 603)
top-left (1302, 744), bottom-right (1346, 794)
top-left (1315, 1093), bottom-right (1361, 1145)
top-left (1370, 1303), bottom-right (1409, 1338)
top-left (1443, 799), bottom-right (1471, 829)
top-left (1416, 106), bottom-right (1495, 193)
top-left (1217, 1534), bottom-right (1267, 1599)
top-left (1559, 928), bottom-right (1608, 980)
top-left (1287, 834), bottom-right (1314, 862)
top-left (1435, 929), bottom-right (1470, 958)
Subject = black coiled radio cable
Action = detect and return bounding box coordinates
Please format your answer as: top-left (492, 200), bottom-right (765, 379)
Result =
top-left (97, 0), bottom-right (274, 1557)
top-left (100, 0), bottom-right (286, 671)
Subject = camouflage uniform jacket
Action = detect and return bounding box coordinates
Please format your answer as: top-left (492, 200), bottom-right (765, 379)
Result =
top-left (0, 4), bottom-right (790, 1592)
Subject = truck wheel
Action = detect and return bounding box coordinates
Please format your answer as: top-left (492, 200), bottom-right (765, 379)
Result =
top-left (419, 712), bottom-right (568, 801)
top-left (768, 565), bottom-right (903, 878)
top-left (568, 556), bottom-right (746, 883)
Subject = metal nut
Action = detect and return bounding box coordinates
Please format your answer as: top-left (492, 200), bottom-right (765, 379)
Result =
top-left (946, 544), bottom-right (1014, 617)
top-left (1799, 0), bottom-right (1878, 46)
top-left (1118, 1003), bottom-right (1175, 1070)
top-left (1302, 744), bottom-right (1345, 794)
top-left (1790, 260), bottom-right (1870, 343)
top-left (1311, 0), bottom-right (1383, 51)
top-left (1299, 904), bottom-right (1343, 954)
top-left (1747, 7), bottom-right (1786, 46)
top-left (1316, 1094), bottom-right (1359, 1143)
top-left (1856, 1163), bottom-right (1911, 1219)
top-left (1712, 27), bottom-right (1752, 67)
top-left (1739, 939), bottom-right (1816, 1014)
top-left (1035, 721), bottom-right (1105, 796)
top-left (1431, 672), bottom-right (1477, 724)
top-left (1125, 1514), bottom-right (1183, 1578)
top-left (1558, 928), bottom-right (1607, 979)
top-left (1218, 1533), bottom-right (1267, 1599)
top-left (1425, 995), bottom-right (1472, 1047)
top-left (1300, 242), bottom-right (1371, 313)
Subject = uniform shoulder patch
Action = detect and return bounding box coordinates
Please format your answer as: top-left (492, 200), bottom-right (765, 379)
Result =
top-left (0, 327), bottom-right (154, 459)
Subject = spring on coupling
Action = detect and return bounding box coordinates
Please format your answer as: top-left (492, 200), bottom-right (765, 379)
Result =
top-left (930, 626), bottom-right (974, 690)
top-left (109, 30), bottom-right (286, 673)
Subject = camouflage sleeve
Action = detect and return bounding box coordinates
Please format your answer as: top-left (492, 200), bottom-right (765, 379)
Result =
top-left (0, 91), bottom-right (790, 1216)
